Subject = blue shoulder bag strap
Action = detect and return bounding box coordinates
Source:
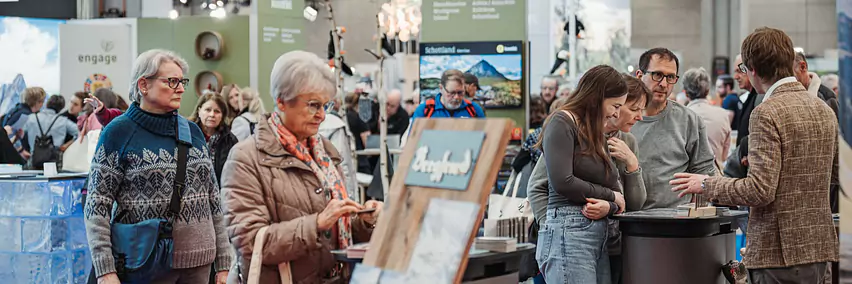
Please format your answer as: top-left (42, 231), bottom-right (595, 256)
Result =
top-left (170, 116), bottom-right (192, 215)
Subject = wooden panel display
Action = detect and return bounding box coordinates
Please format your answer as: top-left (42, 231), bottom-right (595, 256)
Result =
top-left (363, 118), bottom-right (513, 283)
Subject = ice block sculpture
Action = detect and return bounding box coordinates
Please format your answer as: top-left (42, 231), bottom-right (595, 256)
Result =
top-left (0, 176), bottom-right (91, 284)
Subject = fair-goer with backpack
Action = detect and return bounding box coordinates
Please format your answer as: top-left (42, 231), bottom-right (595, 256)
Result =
top-left (3, 87), bottom-right (47, 160)
top-left (230, 87), bottom-right (266, 141)
top-left (24, 95), bottom-right (78, 170)
top-left (400, 69), bottom-right (485, 147)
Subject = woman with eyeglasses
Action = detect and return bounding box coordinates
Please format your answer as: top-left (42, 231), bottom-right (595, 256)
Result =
top-left (85, 49), bottom-right (232, 284)
top-left (220, 50), bottom-right (382, 284)
top-left (534, 65), bottom-right (627, 284)
top-left (189, 93), bottom-right (239, 185)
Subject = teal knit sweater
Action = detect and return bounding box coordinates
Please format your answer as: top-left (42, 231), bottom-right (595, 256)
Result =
top-left (84, 103), bottom-right (231, 277)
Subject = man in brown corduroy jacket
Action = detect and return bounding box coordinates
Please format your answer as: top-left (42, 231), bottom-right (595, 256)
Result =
top-left (671, 27), bottom-right (839, 283)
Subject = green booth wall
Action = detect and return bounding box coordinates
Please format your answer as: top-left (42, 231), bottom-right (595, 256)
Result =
top-left (137, 16), bottom-right (251, 117)
top-left (420, 0), bottom-right (528, 129)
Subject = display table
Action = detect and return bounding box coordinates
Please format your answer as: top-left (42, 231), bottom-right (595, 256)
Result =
top-left (0, 172), bottom-right (90, 284)
top-left (613, 208), bottom-right (748, 284)
top-left (332, 243), bottom-right (535, 283)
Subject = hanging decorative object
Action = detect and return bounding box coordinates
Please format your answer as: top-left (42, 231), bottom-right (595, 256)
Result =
top-left (377, 0), bottom-right (422, 42)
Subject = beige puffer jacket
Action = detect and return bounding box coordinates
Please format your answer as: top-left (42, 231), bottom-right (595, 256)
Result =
top-left (221, 114), bottom-right (373, 284)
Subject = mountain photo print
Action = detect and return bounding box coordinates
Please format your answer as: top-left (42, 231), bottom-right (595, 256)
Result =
top-left (419, 41), bottom-right (524, 109)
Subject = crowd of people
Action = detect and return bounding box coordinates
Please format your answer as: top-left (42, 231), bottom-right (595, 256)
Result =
top-left (510, 27), bottom-right (840, 284)
top-left (0, 25), bottom-right (841, 284)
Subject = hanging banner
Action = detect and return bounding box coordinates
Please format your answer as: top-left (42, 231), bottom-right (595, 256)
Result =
top-left (60, 24), bottom-right (131, 101)
top-left (0, 16), bottom-right (65, 116)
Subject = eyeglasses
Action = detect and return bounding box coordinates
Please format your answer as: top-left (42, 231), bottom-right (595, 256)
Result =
top-left (443, 89), bottom-right (466, 98)
top-left (149, 77), bottom-right (189, 90)
top-left (643, 71), bottom-right (679, 84)
top-left (737, 63), bottom-right (748, 74)
top-left (303, 99), bottom-right (333, 115)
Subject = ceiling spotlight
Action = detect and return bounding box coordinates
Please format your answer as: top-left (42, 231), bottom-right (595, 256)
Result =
top-left (211, 7), bottom-right (227, 18)
top-left (169, 9), bottom-right (179, 19)
top-left (209, 3), bottom-right (217, 9)
top-left (303, 6), bottom-right (317, 22)
top-left (217, 0), bottom-right (224, 6)
top-left (179, 0), bottom-right (187, 3)
top-left (201, 2), bottom-right (207, 8)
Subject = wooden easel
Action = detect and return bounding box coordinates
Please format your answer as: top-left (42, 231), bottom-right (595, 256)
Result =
top-left (363, 118), bottom-right (513, 283)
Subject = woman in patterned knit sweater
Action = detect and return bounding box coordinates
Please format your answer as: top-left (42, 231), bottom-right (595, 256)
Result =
top-left (84, 49), bottom-right (231, 284)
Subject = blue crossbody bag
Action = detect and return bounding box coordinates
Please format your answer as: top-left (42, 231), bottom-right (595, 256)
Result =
top-left (88, 117), bottom-right (193, 284)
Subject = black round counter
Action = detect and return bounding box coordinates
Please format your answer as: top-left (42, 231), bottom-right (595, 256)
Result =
top-left (613, 208), bottom-right (748, 284)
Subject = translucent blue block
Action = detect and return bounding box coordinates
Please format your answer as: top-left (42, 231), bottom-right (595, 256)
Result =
top-left (67, 216), bottom-right (88, 251)
top-left (71, 249), bottom-right (91, 284)
top-left (69, 180), bottom-right (86, 216)
top-left (22, 217), bottom-right (68, 253)
top-left (8, 252), bottom-right (72, 284)
top-left (48, 180), bottom-right (73, 217)
top-left (0, 252), bottom-right (16, 282)
top-left (12, 182), bottom-right (52, 216)
top-left (0, 180), bottom-right (74, 217)
top-left (0, 217), bottom-right (22, 252)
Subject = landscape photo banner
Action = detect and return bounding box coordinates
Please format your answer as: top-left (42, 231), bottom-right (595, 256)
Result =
top-left (0, 17), bottom-right (65, 117)
top-left (419, 41), bottom-right (523, 108)
top-left (421, 0), bottom-right (526, 42)
top-left (59, 24), bottom-right (132, 101)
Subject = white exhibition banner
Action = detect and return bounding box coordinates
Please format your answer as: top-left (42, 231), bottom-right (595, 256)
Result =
top-left (59, 23), bottom-right (131, 101)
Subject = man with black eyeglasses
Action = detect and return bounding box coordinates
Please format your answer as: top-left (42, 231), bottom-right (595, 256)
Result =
top-left (629, 47), bottom-right (717, 209)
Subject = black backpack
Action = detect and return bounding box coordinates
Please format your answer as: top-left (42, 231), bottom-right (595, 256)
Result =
top-left (30, 113), bottom-right (61, 170)
top-left (238, 115), bottom-right (256, 136)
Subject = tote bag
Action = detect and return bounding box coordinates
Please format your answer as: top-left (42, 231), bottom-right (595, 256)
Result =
top-left (246, 226), bottom-right (292, 284)
top-left (485, 171), bottom-right (533, 237)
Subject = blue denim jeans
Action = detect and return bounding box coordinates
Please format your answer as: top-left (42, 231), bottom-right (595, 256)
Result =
top-left (536, 206), bottom-right (611, 284)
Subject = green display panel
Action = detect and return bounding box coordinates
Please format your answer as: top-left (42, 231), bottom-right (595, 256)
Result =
top-left (137, 16), bottom-right (251, 117)
top-left (255, 15), bottom-right (305, 110)
top-left (421, 0), bottom-right (526, 42)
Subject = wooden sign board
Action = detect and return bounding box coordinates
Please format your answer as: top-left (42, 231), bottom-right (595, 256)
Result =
top-left (363, 118), bottom-right (513, 283)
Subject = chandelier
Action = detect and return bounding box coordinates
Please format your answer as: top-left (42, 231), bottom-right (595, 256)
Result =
top-left (377, 0), bottom-right (422, 42)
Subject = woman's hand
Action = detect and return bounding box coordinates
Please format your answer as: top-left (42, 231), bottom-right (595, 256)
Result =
top-left (84, 94), bottom-right (104, 114)
top-left (215, 271), bottom-right (228, 284)
top-left (613, 191), bottom-right (626, 214)
top-left (582, 198), bottom-right (610, 220)
top-left (317, 199), bottom-right (362, 231)
top-left (608, 137), bottom-right (639, 173)
top-left (359, 200), bottom-right (384, 226)
top-left (97, 273), bottom-right (120, 284)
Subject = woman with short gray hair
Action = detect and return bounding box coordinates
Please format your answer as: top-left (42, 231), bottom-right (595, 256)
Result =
top-left (682, 67), bottom-right (731, 170)
top-left (85, 49), bottom-right (232, 284)
top-left (221, 50), bottom-right (382, 283)
top-left (682, 67), bottom-right (712, 102)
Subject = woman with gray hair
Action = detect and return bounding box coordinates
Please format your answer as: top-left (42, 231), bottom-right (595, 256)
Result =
top-left (85, 49), bottom-right (232, 284)
top-left (220, 50), bottom-right (382, 283)
top-left (682, 67), bottom-right (731, 170)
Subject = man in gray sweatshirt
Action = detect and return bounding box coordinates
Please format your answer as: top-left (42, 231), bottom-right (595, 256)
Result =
top-left (631, 48), bottom-right (717, 209)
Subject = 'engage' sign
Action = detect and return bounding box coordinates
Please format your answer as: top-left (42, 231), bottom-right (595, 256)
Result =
top-left (404, 130), bottom-right (485, 190)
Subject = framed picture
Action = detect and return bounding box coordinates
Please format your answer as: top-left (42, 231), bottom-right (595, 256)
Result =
top-left (419, 41), bottom-right (524, 109)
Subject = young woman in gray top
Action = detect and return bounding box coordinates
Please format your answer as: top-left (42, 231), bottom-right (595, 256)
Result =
top-left (534, 65), bottom-right (627, 284)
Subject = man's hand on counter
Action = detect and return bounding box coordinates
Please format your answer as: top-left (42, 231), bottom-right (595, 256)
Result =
top-left (670, 173), bottom-right (710, 198)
